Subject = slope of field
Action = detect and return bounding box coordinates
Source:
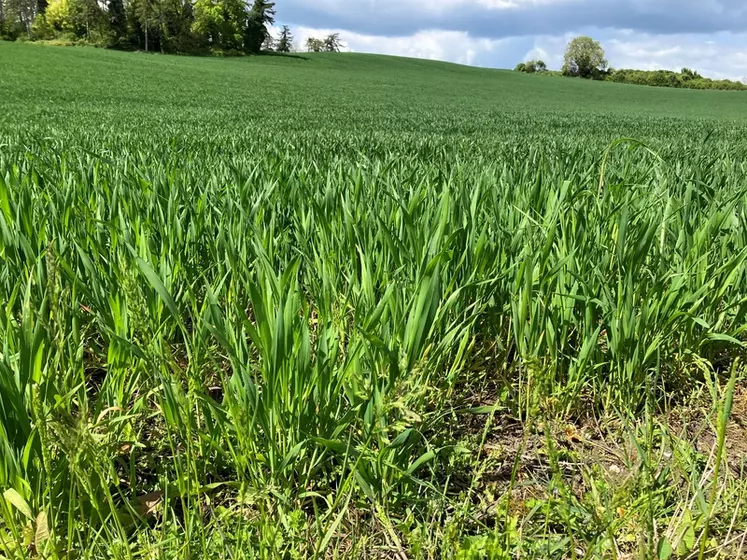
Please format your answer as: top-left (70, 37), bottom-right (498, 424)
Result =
top-left (1, 42), bottom-right (746, 559)
top-left (3, 42), bottom-right (747, 138)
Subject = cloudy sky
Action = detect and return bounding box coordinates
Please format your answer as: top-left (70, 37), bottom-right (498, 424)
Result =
top-left (277, 0), bottom-right (747, 80)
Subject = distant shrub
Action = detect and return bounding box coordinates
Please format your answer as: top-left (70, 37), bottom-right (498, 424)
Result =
top-left (530, 60), bottom-right (547, 73)
top-left (605, 68), bottom-right (747, 91)
top-left (211, 48), bottom-right (245, 57)
top-left (515, 59), bottom-right (547, 74)
top-left (681, 67), bottom-right (702, 82)
top-left (525, 58), bottom-right (747, 91)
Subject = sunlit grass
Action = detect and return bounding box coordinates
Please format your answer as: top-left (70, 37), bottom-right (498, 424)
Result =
top-left (0, 42), bottom-right (746, 559)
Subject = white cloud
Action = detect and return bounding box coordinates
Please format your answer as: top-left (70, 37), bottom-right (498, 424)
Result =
top-left (399, 0), bottom-right (571, 9)
top-left (307, 0), bottom-right (572, 13)
top-left (282, 0), bottom-right (747, 44)
top-left (293, 26), bottom-right (509, 66)
top-left (285, 22), bottom-right (747, 82)
top-left (520, 34), bottom-right (570, 67)
top-left (518, 31), bottom-right (747, 80)
top-left (605, 33), bottom-right (747, 80)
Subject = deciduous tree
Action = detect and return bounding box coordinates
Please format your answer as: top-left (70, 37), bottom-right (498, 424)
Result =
top-left (5, 0), bottom-right (38, 37)
top-left (192, 0), bottom-right (244, 51)
top-left (562, 36), bottom-right (607, 79)
top-left (323, 32), bottom-right (342, 52)
top-left (131, 0), bottom-right (157, 50)
top-left (45, 0), bottom-right (71, 32)
top-left (305, 36), bottom-right (323, 52)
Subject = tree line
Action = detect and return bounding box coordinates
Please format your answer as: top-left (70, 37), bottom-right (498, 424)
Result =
top-left (0, 0), bottom-right (343, 55)
top-left (605, 67), bottom-right (747, 91)
top-left (515, 36), bottom-right (747, 91)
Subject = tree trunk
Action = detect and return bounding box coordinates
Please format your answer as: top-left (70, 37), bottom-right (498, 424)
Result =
top-left (21, 3), bottom-right (33, 38)
top-left (144, 23), bottom-right (148, 52)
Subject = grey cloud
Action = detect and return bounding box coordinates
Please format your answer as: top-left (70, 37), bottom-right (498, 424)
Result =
top-left (279, 1), bottom-right (747, 40)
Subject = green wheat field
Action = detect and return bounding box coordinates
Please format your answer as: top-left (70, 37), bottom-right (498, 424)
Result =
top-left (1, 42), bottom-right (747, 559)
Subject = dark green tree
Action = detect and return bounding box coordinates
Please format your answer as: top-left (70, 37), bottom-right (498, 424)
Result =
top-left (0, 0), bottom-right (7, 37)
top-left (55, 0), bottom-right (106, 40)
top-left (162, 0), bottom-right (194, 52)
top-left (4, 0), bottom-right (37, 37)
top-left (276, 24), bottom-right (292, 52)
top-left (243, 0), bottom-right (273, 53)
top-left (149, 0), bottom-right (195, 52)
top-left (220, 0), bottom-right (246, 51)
top-left (131, 0), bottom-right (157, 50)
top-left (106, 0), bottom-right (127, 45)
top-left (323, 32), bottom-right (342, 52)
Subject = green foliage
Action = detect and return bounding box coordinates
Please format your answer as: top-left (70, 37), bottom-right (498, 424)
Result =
top-left (519, 58), bottom-right (746, 92)
top-left (2, 0), bottom-right (36, 38)
top-left (305, 33), bottom-right (342, 53)
top-left (563, 36), bottom-right (607, 78)
top-left (1, 43), bottom-right (747, 558)
top-left (190, 0), bottom-right (219, 48)
top-left (305, 35), bottom-right (323, 52)
top-left (1, 0), bottom-right (280, 54)
top-left (105, 0), bottom-right (126, 45)
top-left (514, 59), bottom-right (546, 73)
top-left (191, 0), bottom-right (244, 52)
top-left (681, 67), bottom-right (702, 81)
top-left (275, 23), bottom-right (291, 52)
top-left (324, 31), bottom-right (342, 52)
top-left (43, 0), bottom-right (108, 44)
top-left (243, 0), bottom-right (273, 53)
top-left (158, 0), bottom-right (196, 53)
top-left (607, 67), bottom-right (747, 91)
top-left (30, 12), bottom-right (52, 37)
top-left (45, 0), bottom-right (72, 32)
